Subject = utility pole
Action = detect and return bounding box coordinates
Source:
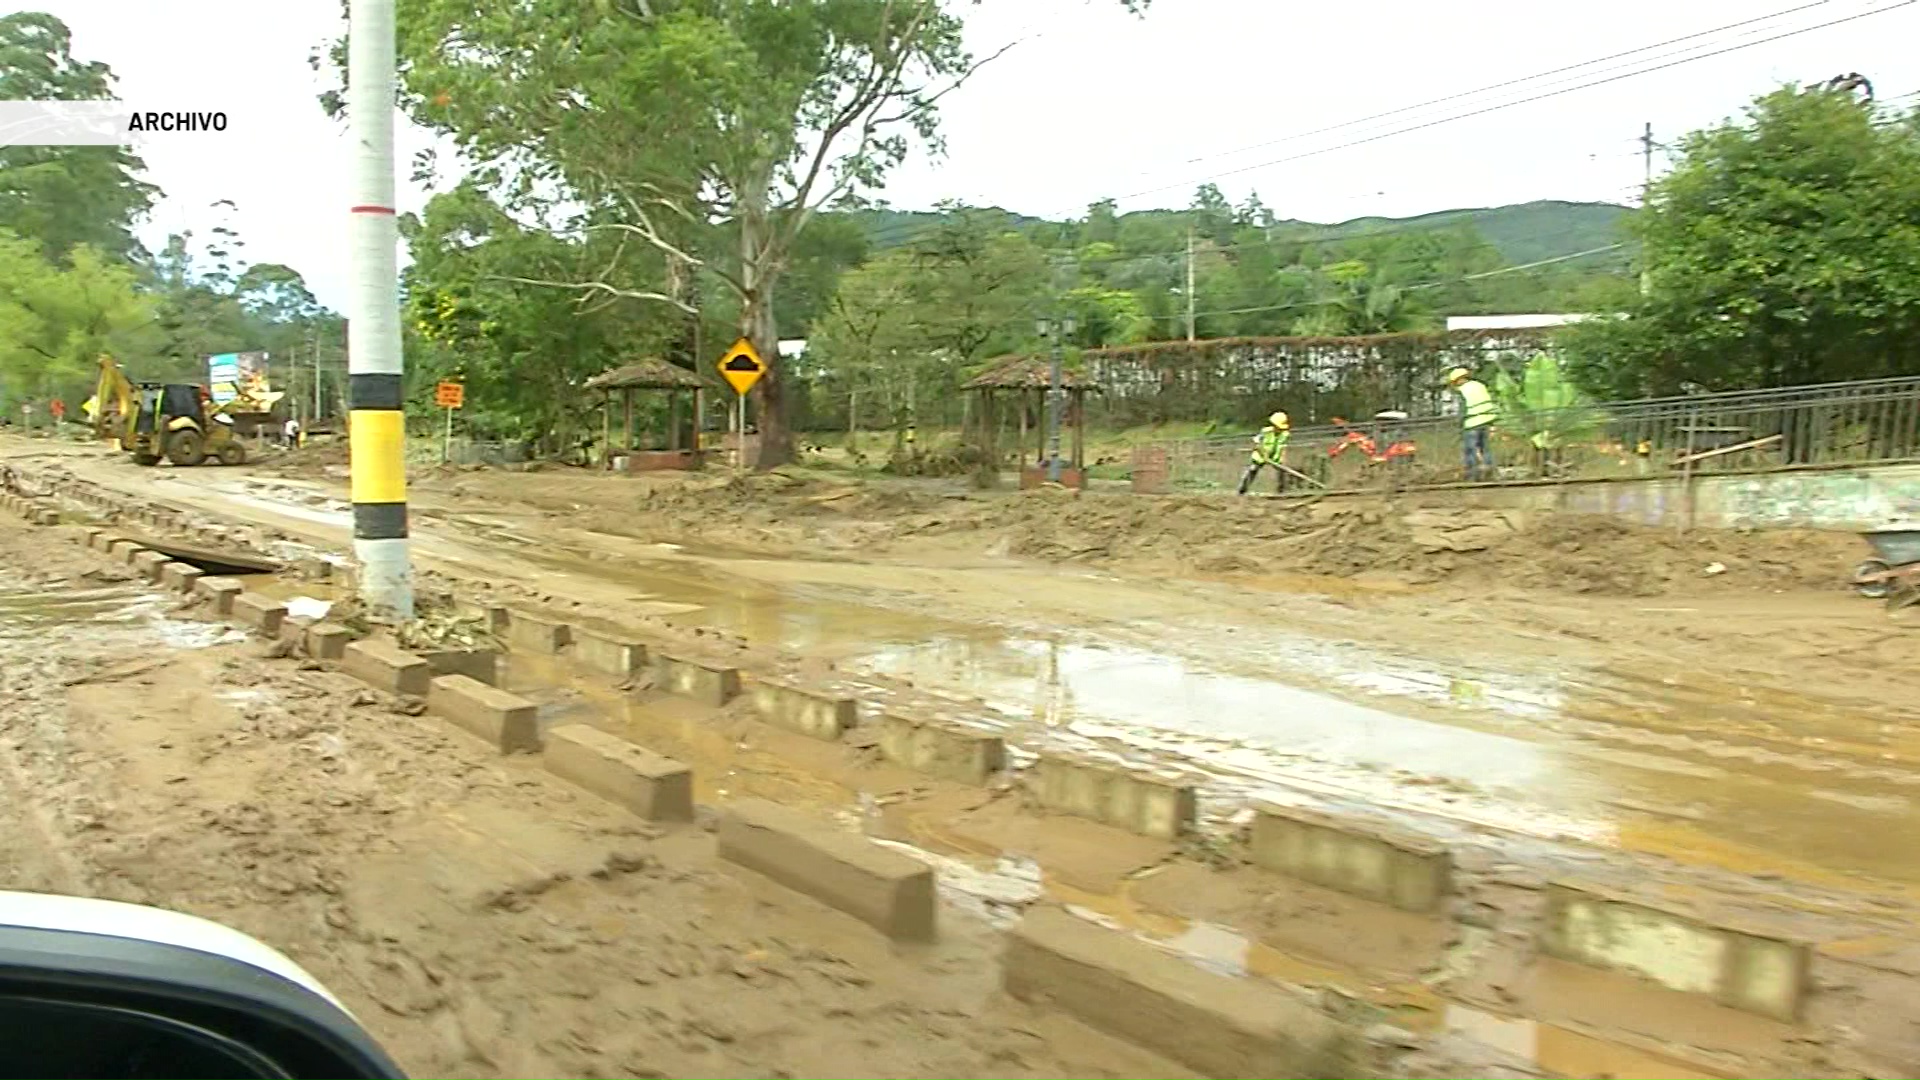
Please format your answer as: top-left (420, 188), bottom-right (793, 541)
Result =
top-left (1641, 121), bottom-right (1653, 199)
top-left (1185, 225), bottom-right (1196, 342)
top-left (1037, 315), bottom-right (1075, 484)
top-left (1639, 121), bottom-right (1654, 297)
top-left (311, 331), bottom-right (322, 424)
top-left (346, 0), bottom-right (413, 620)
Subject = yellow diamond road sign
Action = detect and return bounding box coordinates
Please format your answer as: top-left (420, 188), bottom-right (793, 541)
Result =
top-left (717, 337), bottom-right (766, 396)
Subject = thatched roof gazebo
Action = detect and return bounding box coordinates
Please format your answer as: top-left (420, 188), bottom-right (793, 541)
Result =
top-left (964, 355), bottom-right (1099, 488)
top-left (584, 357), bottom-right (708, 471)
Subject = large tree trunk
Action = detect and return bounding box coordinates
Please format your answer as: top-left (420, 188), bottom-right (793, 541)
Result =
top-left (739, 174), bottom-right (794, 470)
top-left (666, 254), bottom-right (699, 450)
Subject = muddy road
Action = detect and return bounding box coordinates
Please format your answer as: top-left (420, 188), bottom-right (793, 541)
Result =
top-left (24, 442), bottom-right (1920, 900)
top-left (0, 512), bottom-right (1192, 1079)
top-left (12, 439), bottom-right (1920, 1076)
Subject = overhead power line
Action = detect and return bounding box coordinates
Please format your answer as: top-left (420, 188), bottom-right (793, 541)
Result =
top-left (1159, 0), bottom-right (1838, 177)
top-left (854, 0), bottom-right (1915, 254)
top-left (1102, 0), bottom-right (1918, 208)
top-left (1146, 244), bottom-right (1627, 323)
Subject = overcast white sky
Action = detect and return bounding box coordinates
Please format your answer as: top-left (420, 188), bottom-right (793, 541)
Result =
top-left (19, 0), bottom-right (1920, 311)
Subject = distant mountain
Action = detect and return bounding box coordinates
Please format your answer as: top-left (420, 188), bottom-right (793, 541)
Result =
top-left (846, 199), bottom-right (1633, 268)
top-left (1313, 200), bottom-right (1634, 266)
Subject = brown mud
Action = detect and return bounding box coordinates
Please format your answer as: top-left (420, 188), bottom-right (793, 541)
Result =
top-left (0, 516), bottom-right (1192, 1079)
top-left (14, 439), bottom-right (1920, 1077)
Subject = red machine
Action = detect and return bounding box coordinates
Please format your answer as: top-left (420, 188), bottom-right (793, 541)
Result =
top-left (1327, 411), bottom-right (1417, 465)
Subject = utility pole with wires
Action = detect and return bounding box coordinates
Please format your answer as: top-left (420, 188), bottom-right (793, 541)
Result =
top-left (1639, 120), bottom-right (1655, 297)
top-left (346, 0), bottom-right (413, 621)
top-left (1185, 225), bottom-right (1196, 342)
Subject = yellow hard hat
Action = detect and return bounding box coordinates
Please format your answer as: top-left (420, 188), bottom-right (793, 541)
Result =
top-left (1446, 367), bottom-right (1470, 383)
top-left (1268, 411), bottom-right (1289, 428)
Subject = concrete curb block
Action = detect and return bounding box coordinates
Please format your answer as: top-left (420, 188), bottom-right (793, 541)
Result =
top-left (878, 711), bottom-right (1006, 784)
top-left (194, 577), bottom-right (244, 617)
top-left (654, 652), bottom-right (740, 706)
top-left (1029, 752), bottom-right (1197, 840)
top-left (1003, 907), bottom-right (1358, 1078)
top-left (132, 550), bottom-right (169, 583)
top-left (507, 610), bottom-right (572, 654)
top-left (110, 540), bottom-right (142, 565)
top-left (1541, 881), bottom-right (1812, 1021)
top-left (571, 628), bottom-right (647, 679)
top-left (342, 639), bottom-right (431, 698)
top-left (419, 648), bottom-right (500, 687)
top-left (232, 593), bottom-right (286, 637)
top-left (306, 623), bottom-right (352, 660)
top-left (1249, 801), bottom-right (1453, 914)
top-left (718, 798), bottom-right (935, 942)
top-left (544, 724), bottom-right (693, 821)
top-left (159, 562), bottom-right (204, 595)
top-left (279, 614), bottom-right (316, 646)
top-left (428, 674), bottom-right (541, 753)
top-left (748, 677), bottom-right (856, 741)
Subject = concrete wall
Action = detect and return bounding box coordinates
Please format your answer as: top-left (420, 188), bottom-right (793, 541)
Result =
top-left (1541, 882), bottom-right (1812, 1021)
top-left (1029, 753), bottom-right (1196, 840)
top-left (1400, 462), bottom-right (1920, 532)
top-left (1249, 802), bottom-right (1452, 913)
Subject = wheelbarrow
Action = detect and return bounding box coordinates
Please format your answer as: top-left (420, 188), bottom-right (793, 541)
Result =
top-left (1851, 529), bottom-right (1920, 605)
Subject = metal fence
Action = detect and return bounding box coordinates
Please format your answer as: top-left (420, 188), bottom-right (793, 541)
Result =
top-left (1154, 375), bottom-right (1920, 493)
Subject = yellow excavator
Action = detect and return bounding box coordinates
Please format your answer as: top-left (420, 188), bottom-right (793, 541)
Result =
top-left (84, 355), bottom-right (268, 467)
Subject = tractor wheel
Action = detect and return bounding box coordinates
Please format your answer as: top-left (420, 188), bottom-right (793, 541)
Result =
top-left (1853, 558), bottom-right (1894, 599)
top-left (216, 440), bottom-right (247, 466)
top-left (166, 428), bottom-right (206, 467)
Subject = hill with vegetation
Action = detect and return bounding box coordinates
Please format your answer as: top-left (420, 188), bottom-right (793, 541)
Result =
top-left (848, 199), bottom-right (1633, 269)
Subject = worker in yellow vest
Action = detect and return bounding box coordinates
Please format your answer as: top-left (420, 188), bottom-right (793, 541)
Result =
top-left (1446, 367), bottom-right (1497, 481)
top-left (1237, 411), bottom-right (1291, 495)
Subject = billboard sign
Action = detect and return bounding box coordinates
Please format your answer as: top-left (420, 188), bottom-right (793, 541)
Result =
top-left (206, 351), bottom-right (271, 408)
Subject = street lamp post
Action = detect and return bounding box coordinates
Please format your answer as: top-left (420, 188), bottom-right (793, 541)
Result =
top-left (1035, 316), bottom-right (1076, 484)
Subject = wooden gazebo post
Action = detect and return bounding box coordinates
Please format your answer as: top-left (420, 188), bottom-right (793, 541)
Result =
top-left (582, 357), bottom-right (712, 472)
top-left (962, 355), bottom-right (1100, 489)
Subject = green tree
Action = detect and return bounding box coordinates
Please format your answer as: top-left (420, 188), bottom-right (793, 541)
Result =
top-left (1564, 85), bottom-right (1920, 396)
top-left (808, 206), bottom-right (1048, 427)
top-left (363, 0), bottom-right (1080, 468)
top-left (0, 229), bottom-right (153, 410)
top-left (402, 185), bottom-right (669, 449)
top-left (0, 13), bottom-right (157, 262)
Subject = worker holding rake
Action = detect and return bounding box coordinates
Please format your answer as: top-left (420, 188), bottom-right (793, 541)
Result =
top-left (1238, 411), bottom-right (1292, 495)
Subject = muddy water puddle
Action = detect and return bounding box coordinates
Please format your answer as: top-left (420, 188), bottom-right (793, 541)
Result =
top-left (156, 476), bottom-right (1920, 888)
top-left (492, 635), bottom-right (1811, 1079)
top-left (470, 537), bottom-right (1920, 886)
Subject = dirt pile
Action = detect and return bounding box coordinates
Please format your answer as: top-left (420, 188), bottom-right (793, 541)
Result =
top-left (968, 493), bottom-right (1856, 596)
top-left (413, 466), bottom-right (1864, 599)
top-left (260, 439), bottom-right (349, 479)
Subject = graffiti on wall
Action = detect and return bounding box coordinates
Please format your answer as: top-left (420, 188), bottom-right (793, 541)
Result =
top-left (1711, 467), bottom-right (1920, 530)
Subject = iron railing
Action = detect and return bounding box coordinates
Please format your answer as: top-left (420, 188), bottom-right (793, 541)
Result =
top-left (1154, 375), bottom-right (1920, 493)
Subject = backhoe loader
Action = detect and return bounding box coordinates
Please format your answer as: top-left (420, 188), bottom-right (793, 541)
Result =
top-left (85, 355), bottom-right (251, 467)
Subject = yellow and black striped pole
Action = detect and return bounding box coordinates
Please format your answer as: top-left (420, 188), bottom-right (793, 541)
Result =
top-left (346, 0), bottom-right (412, 619)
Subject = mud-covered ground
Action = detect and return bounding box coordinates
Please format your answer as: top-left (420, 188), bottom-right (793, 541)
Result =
top-left (0, 516), bottom-right (1196, 1079)
top-left (15, 438), bottom-right (1920, 1077)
